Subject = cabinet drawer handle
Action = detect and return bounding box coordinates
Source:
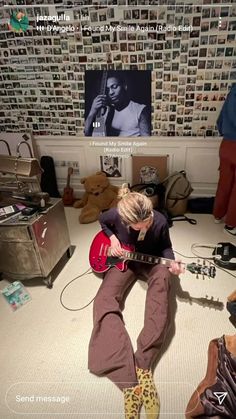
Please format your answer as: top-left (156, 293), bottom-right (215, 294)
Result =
top-left (41, 227), bottom-right (47, 238)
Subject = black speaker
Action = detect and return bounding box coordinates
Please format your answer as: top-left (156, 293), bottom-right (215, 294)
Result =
top-left (213, 242), bottom-right (236, 270)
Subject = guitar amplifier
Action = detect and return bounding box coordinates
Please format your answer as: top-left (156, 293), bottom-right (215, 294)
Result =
top-left (213, 242), bottom-right (236, 270)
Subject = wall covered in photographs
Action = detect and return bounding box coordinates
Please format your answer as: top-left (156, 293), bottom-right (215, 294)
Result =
top-left (0, 0), bottom-right (236, 138)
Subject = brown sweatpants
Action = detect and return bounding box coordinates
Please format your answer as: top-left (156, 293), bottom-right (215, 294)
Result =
top-left (88, 263), bottom-right (171, 390)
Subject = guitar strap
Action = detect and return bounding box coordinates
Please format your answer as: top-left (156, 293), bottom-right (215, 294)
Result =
top-left (171, 215), bottom-right (197, 225)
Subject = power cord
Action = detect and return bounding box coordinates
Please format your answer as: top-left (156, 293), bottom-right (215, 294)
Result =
top-left (191, 243), bottom-right (215, 259)
top-left (174, 250), bottom-right (204, 259)
top-left (60, 267), bottom-right (97, 311)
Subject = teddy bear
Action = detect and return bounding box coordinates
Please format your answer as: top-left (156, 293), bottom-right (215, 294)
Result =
top-left (73, 171), bottom-right (119, 223)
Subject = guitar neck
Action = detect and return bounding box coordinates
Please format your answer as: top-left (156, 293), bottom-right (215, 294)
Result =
top-left (97, 71), bottom-right (107, 118)
top-left (65, 168), bottom-right (73, 189)
top-left (120, 250), bottom-right (215, 278)
top-left (122, 250), bottom-right (175, 268)
top-left (100, 70), bottom-right (107, 95)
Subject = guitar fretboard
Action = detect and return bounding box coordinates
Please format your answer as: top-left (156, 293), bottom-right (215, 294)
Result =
top-left (122, 250), bottom-right (173, 267)
top-left (101, 71), bottom-right (107, 95)
top-left (97, 71), bottom-right (107, 118)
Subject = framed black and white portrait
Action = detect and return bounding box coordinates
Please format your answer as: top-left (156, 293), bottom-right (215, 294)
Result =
top-left (100, 156), bottom-right (122, 178)
top-left (84, 70), bottom-right (151, 137)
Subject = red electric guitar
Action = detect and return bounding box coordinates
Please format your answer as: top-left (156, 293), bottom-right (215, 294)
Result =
top-left (89, 231), bottom-right (216, 278)
top-left (62, 167), bottom-right (74, 206)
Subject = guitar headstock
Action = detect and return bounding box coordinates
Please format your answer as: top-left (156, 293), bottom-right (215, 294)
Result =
top-left (191, 296), bottom-right (224, 310)
top-left (186, 261), bottom-right (216, 279)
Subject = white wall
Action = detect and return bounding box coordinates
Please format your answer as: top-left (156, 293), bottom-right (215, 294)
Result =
top-left (35, 136), bottom-right (221, 198)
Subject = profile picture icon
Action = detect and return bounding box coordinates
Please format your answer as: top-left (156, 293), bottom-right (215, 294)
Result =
top-left (8, 11), bottom-right (29, 33)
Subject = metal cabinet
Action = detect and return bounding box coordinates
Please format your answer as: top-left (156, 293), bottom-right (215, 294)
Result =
top-left (0, 199), bottom-right (71, 288)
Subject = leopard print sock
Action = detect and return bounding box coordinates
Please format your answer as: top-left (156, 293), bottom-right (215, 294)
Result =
top-left (123, 384), bottom-right (143, 419)
top-left (136, 367), bottom-right (160, 418)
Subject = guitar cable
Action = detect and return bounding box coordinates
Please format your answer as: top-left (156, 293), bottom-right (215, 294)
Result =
top-left (59, 267), bottom-right (95, 311)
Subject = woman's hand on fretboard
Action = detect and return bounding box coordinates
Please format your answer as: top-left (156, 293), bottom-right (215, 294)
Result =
top-left (169, 260), bottom-right (185, 275)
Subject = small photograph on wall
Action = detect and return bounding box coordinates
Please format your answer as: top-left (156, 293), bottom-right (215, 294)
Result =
top-left (55, 160), bottom-right (80, 176)
top-left (100, 156), bottom-right (122, 178)
top-left (84, 70), bottom-right (151, 137)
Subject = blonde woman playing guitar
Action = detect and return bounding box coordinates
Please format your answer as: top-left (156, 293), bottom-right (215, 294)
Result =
top-left (88, 184), bottom-right (184, 419)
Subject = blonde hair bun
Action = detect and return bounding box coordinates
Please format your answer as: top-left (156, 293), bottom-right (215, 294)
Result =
top-left (117, 185), bottom-right (153, 225)
top-left (118, 183), bottom-right (130, 200)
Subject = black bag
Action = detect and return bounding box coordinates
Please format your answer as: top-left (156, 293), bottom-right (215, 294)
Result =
top-left (227, 301), bottom-right (236, 317)
top-left (40, 156), bottom-right (61, 198)
top-left (130, 182), bottom-right (166, 210)
top-left (188, 197), bottom-right (215, 214)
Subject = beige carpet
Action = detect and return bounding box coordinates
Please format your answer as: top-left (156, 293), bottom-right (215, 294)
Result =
top-left (0, 208), bottom-right (235, 419)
